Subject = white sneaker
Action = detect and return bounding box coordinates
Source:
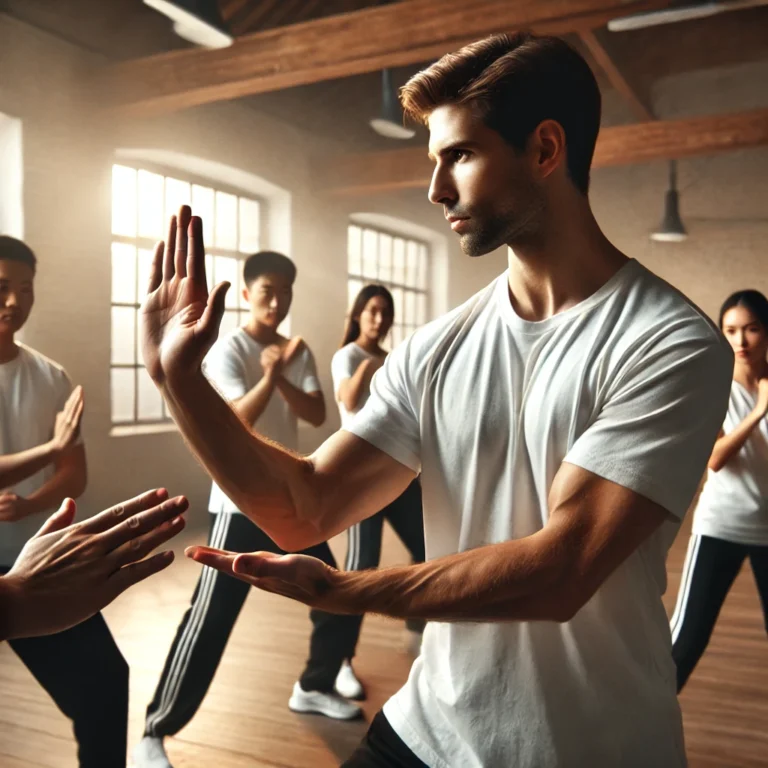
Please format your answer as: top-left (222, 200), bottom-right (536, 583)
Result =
top-left (334, 659), bottom-right (366, 700)
top-left (288, 681), bottom-right (362, 720)
top-left (131, 736), bottom-right (172, 768)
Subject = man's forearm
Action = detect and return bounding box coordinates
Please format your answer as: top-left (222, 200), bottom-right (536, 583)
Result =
top-left (275, 378), bottom-right (325, 426)
top-left (233, 376), bottom-right (275, 426)
top-left (0, 442), bottom-right (58, 490)
top-left (163, 371), bottom-right (322, 548)
top-left (26, 459), bottom-right (86, 515)
top-left (332, 535), bottom-right (572, 623)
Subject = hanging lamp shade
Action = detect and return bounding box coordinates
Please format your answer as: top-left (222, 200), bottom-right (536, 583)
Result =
top-left (143, 0), bottom-right (233, 48)
top-left (650, 160), bottom-right (688, 242)
top-left (370, 69), bottom-right (415, 140)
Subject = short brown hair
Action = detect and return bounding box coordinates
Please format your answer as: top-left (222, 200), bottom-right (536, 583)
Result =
top-left (400, 33), bottom-right (601, 194)
top-left (0, 236), bottom-right (37, 272)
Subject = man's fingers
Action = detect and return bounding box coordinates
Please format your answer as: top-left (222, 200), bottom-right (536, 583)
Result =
top-left (110, 550), bottom-right (175, 595)
top-left (99, 495), bottom-right (188, 552)
top-left (175, 206), bottom-right (191, 279)
top-left (187, 215), bottom-right (206, 286)
top-left (232, 552), bottom-right (298, 580)
top-left (110, 513), bottom-right (186, 567)
top-left (79, 488), bottom-right (170, 534)
top-left (199, 281), bottom-right (229, 339)
top-left (35, 499), bottom-right (77, 537)
top-left (163, 215), bottom-right (177, 281)
top-left (149, 239), bottom-right (164, 292)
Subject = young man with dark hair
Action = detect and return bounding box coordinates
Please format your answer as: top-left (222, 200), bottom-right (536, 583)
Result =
top-left (134, 251), bottom-right (364, 768)
top-left (142, 33), bottom-right (732, 768)
top-left (1, 236), bottom-right (130, 768)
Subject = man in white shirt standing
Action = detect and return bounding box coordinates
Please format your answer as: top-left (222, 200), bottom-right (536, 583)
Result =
top-left (140, 33), bottom-right (732, 768)
top-left (0, 236), bottom-right (130, 768)
top-left (134, 252), bottom-right (363, 768)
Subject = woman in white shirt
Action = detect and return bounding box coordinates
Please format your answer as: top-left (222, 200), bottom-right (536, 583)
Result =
top-left (329, 285), bottom-right (426, 701)
top-left (671, 290), bottom-right (768, 690)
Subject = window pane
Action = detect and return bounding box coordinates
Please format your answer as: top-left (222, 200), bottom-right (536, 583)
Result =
top-left (239, 198), bottom-right (261, 253)
top-left (111, 243), bottom-right (136, 304)
top-left (417, 293), bottom-right (427, 325)
top-left (362, 229), bottom-right (378, 279)
top-left (391, 324), bottom-right (403, 348)
top-left (418, 245), bottom-right (429, 289)
top-left (111, 368), bottom-right (135, 423)
top-left (219, 310), bottom-right (239, 337)
top-left (112, 165), bottom-right (136, 237)
top-left (406, 241), bottom-right (420, 288)
top-left (378, 234), bottom-right (392, 283)
top-left (165, 177), bottom-right (191, 221)
top-left (348, 279), bottom-right (363, 312)
top-left (137, 367), bottom-right (164, 421)
top-left (392, 237), bottom-right (406, 285)
top-left (137, 248), bottom-right (154, 301)
top-left (205, 255), bottom-right (214, 292)
top-left (111, 307), bottom-right (136, 365)
top-left (404, 291), bottom-right (417, 326)
top-left (215, 191), bottom-right (238, 249)
top-left (192, 185), bottom-right (215, 240)
top-left (138, 170), bottom-right (164, 238)
top-left (348, 226), bottom-right (362, 276)
top-left (240, 269), bottom-right (250, 310)
top-left (391, 287), bottom-right (404, 324)
top-left (215, 256), bottom-right (240, 309)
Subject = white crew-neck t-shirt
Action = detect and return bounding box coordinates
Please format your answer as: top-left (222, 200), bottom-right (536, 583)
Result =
top-left (693, 381), bottom-right (768, 546)
top-left (0, 343), bottom-right (75, 566)
top-left (205, 328), bottom-right (322, 515)
top-left (331, 343), bottom-right (381, 429)
top-left (347, 260), bottom-right (732, 768)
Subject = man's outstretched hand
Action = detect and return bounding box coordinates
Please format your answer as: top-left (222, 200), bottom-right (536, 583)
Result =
top-left (142, 205), bottom-right (230, 386)
top-left (0, 490), bottom-right (188, 639)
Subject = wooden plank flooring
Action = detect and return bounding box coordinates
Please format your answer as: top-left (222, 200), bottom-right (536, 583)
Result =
top-left (0, 516), bottom-right (766, 767)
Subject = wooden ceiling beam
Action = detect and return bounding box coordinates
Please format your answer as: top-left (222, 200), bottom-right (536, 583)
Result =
top-left (319, 108), bottom-right (768, 196)
top-left (103, 0), bottom-right (670, 117)
top-left (579, 28), bottom-right (654, 121)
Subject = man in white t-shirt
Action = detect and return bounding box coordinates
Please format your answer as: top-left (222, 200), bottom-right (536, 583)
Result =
top-left (134, 252), bottom-right (364, 768)
top-left (1, 236), bottom-right (131, 768)
top-left (141, 34), bottom-right (732, 768)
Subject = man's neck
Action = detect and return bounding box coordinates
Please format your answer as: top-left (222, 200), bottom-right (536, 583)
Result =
top-left (244, 319), bottom-right (279, 345)
top-left (506, 198), bottom-right (629, 322)
top-left (0, 336), bottom-right (19, 364)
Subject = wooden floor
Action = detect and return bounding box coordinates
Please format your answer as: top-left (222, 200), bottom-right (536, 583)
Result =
top-left (0, 516), bottom-right (766, 767)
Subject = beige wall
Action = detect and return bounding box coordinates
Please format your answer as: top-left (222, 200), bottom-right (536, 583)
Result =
top-left (1, 12), bottom-right (766, 529)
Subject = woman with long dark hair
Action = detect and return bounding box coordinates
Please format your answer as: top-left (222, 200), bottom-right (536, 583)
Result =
top-left (329, 284), bottom-right (426, 701)
top-left (671, 289), bottom-right (768, 691)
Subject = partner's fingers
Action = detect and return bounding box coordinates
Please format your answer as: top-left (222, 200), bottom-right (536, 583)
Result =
top-left (163, 215), bottom-right (178, 282)
top-left (79, 488), bottom-right (170, 534)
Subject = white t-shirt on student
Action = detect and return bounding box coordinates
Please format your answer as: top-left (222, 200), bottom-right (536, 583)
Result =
top-left (205, 328), bottom-right (322, 515)
top-left (0, 343), bottom-right (74, 566)
top-left (347, 260), bottom-right (732, 768)
top-left (331, 343), bottom-right (379, 428)
top-left (693, 381), bottom-right (768, 546)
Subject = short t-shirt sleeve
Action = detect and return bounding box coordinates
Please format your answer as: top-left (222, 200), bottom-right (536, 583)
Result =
top-left (203, 337), bottom-right (247, 402)
top-left (285, 345), bottom-right (322, 394)
top-left (331, 346), bottom-right (358, 399)
top-left (565, 332), bottom-right (733, 519)
top-left (346, 337), bottom-right (421, 473)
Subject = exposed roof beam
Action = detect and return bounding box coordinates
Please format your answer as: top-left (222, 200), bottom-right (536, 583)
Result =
top-left (319, 108), bottom-right (768, 196)
top-left (104, 0), bottom-right (670, 117)
top-left (579, 28), bottom-right (654, 121)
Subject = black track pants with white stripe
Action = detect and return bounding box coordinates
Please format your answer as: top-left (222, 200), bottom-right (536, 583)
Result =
top-left (144, 512), bottom-right (360, 737)
top-left (670, 533), bottom-right (768, 692)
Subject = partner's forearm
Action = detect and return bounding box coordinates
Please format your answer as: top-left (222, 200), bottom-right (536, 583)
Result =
top-left (340, 360), bottom-right (376, 412)
top-left (27, 462), bottom-right (86, 514)
top-left (0, 443), bottom-right (58, 490)
top-left (334, 537), bottom-right (572, 623)
top-left (709, 411), bottom-right (763, 471)
top-left (275, 378), bottom-right (325, 426)
top-left (163, 371), bottom-right (323, 547)
top-left (233, 376), bottom-right (275, 425)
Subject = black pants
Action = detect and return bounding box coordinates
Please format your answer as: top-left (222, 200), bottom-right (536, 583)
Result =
top-left (144, 512), bottom-right (361, 737)
top-left (671, 533), bottom-right (768, 691)
top-left (5, 605), bottom-right (129, 768)
top-left (342, 711), bottom-right (427, 767)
